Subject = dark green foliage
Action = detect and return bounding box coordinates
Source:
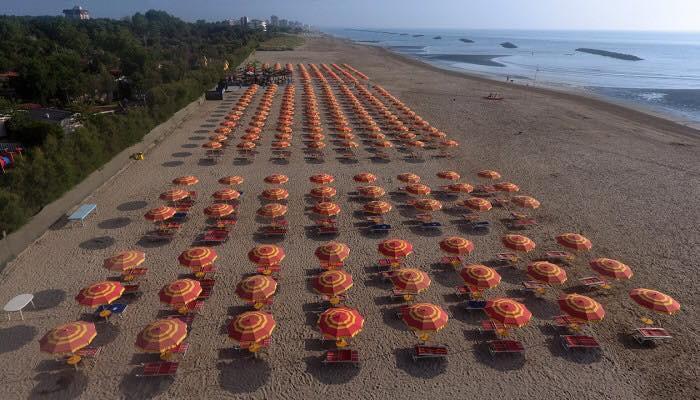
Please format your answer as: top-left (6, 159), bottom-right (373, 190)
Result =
top-left (5, 112), bottom-right (64, 147)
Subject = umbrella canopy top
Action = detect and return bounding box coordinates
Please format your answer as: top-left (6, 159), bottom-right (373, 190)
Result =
top-left (527, 261), bottom-right (567, 284)
top-left (401, 303), bottom-right (448, 332)
top-left (172, 176), bottom-right (199, 186)
top-left (397, 173), bottom-right (421, 183)
top-left (485, 298), bottom-right (532, 327)
top-left (462, 197), bottom-right (492, 211)
top-left (414, 198), bottom-right (442, 212)
top-left (159, 279), bottom-right (202, 306)
top-left (314, 270), bottom-right (354, 296)
top-left (448, 183), bottom-right (474, 193)
top-left (502, 234), bottom-right (536, 252)
top-left (358, 185), bottom-right (386, 198)
top-left (313, 202), bottom-right (341, 216)
top-left (235, 275), bottom-right (278, 301)
top-left (315, 242), bottom-right (350, 262)
top-left (556, 233), bottom-right (593, 251)
top-left (310, 186), bottom-right (337, 198)
top-left (459, 264), bottom-right (501, 289)
top-left (218, 175), bottom-right (244, 185)
top-left (213, 189), bottom-right (241, 201)
top-left (257, 203), bottom-right (288, 218)
top-left (103, 250), bottom-right (145, 271)
top-left (558, 294), bottom-right (605, 322)
top-left (353, 173), bottom-right (377, 183)
top-left (405, 183), bottom-right (431, 195)
top-left (495, 182), bottom-right (520, 192)
top-left (204, 203), bottom-right (235, 217)
top-left (364, 200), bottom-right (392, 214)
top-left (144, 206), bottom-right (176, 221)
top-left (590, 258), bottom-right (633, 280)
top-left (310, 173), bottom-right (335, 184)
top-left (227, 311), bottom-right (276, 343)
top-left (440, 236), bottom-right (475, 255)
top-left (318, 307), bottom-right (365, 339)
top-left (264, 174), bottom-right (289, 184)
top-left (477, 170), bottom-right (502, 180)
top-left (178, 247), bottom-right (217, 267)
top-left (248, 244), bottom-right (285, 266)
top-left (40, 321), bottom-right (96, 354)
top-left (391, 268), bottom-right (431, 293)
top-left (136, 319), bottom-right (187, 353)
top-left (75, 281), bottom-right (124, 307)
top-left (512, 195), bottom-right (541, 209)
top-left (437, 170), bottom-right (460, 180)
top-left (378, 238), bottom-right (413, 258)
top-left (262, 188), bottom-right (289, 201)
top-left (160, 189), bottom-right (190, 202)
top-left (629, 288), bottom-right (680, 315)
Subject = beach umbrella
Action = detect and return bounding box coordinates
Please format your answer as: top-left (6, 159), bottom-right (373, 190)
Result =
top-left (172, 176), bottom-right (199, 186)
top-left (178, 246), bottom-right (217, 268)
top-left (75, 281), bottom-right (124, 307)
top-left (318, 307), bottom-right (365, 347)
top-left (512, 195), bottom-right (540, 209)
top-left (429, 131), bottom-right (447, 139)
top-left (397, 173), bottom-right (421, 183)
top-left (590, 258), bottom-right (633, 280)
top-left (441, 139), bottom-right (459, 147)
top-left (557, 233), bottom-right (593, 251)
top-left (629, 288), bottom-right (680, 315)
top-left (353, 173), bottom-right (377, 183)
top-left (227, 311), bottom-right (276, 349)
top-left (310, 186), bottom-right (337, 199)
top-left (378, 238), bottom-right (413, 259)
top-left (103, 250), bottom-right (145, 272)
top-left (218, 175), bottom-right (244, 185)
top-left (313, 270), bottom-right (354, 304)
top-left (495, 182), bottom-right (520, 192)
top-left (275, 133), bottom-right (292, 140)
top-left (406, 140), bottom-right (425, 148)
top-left (391, 268), bottom-right (431, 295)
top-left (440, 236), bottom-right (474, 255)
top-left (144, 206), bottom-right (176, 222)
top-left (40, 321), bottom-right (96, 355)
top-left (257, 203), bottom-right (287, 219)
top-left (358, 185), bottom-right (386, 199)
top-left (364, 200), bottom-right (392, 214)
top-left (307, 141), bottom-right (326, 149)
top-left (558, 294), bottom-right (605, 322)
top-left (241, 134), bottom-right (260, 141)
top-left (264, 174), bottom-right (289, 184)
top-left (212, 189), bottom-right (241, 201)
top-left (340, 140), bottom-right (359, 149)
top-left (235, 275), bottom-right (277, 307)
top-left (203, 141), bottom-right (222, 149)
top-left (337, 133), bottom-right (355, 139)
top-left (262, 188), bottom-right (289, 201)
top-left (448, 183), bottom-right (474, 194)
top-left (204, 203), bottom-right (235, 218)
top-left (313, 201), bottom-right (341, 216)
top-left (484, 298), bottom-right (532, 327)
top-left (368, 132), bottom-right (386, 140)
top-left (159, 189), bottom-right (189, 202)
top-left (477, 170), bottom-right (501, 180)
top-left (374, 140), bottom-right (393, 148)
top-left (399, 132), bottom-right (416, 140)
top-left (315, 242), bottom-right (351, 265)
top-left (272, 141), bottom-right (291, 149)
top-left (159, 279), bottom-right (202, 311)
top-left (437, 170), bottom-right (460, 180)
top-left (210, 134), bottom-right (228, 142)
top-left (527, 261), bottom-right (567, 284)
top-left (401, 303), bottom-right (448, 341)
top-left (502, 234), bottom-right (536, 252)
top-left (136, 319), bottom-right (187, 354)
top-left (248, 244), bottom-right (285, 266)
top-left (237, 141), bottom-right (256, 150)
top-left (306, 133), bottom-right (325, 141)
top-left (405, 183), bottom-right (431, 195)
top-left (310, 173), bottom-right (334, 184)
top-left (414, 198), bottom-right (442, 212)
top-left (461, 197), bottom-right (492, 211)
top-left (459, 264), bottom-right (501, 291)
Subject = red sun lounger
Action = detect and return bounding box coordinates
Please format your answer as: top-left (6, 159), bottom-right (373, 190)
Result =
top-left (413, 345), bottom-right (448, 360)
top-left (137, 362), bottom-right (179, 377)
top-left (561, 335), bottom-right (601, 350)
top-left (488, 340), bottom-right (525, 356)
top-left (322, 349), bottom-right (359, 365)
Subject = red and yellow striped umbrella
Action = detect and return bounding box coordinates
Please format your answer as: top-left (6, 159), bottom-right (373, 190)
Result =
top-left (241, 134), bottom-right (260, 142)
top-left (477, 170), bottom-right (502, 180)
top-left (353, 173), bottom-right (377, 183)
top-left (485, 298), bottom-right (532, 327)
top-left (136, 319), bottom-right (188, 353)
top-left (307, 141), bottom-right (326, 149)
top-left (459, 264), bottom-right (501, 290)
top-left (391, 268), bottom-right (431, 293)
top-left (629, 288), bottom-right (680, 315)
top-left (203, 141), bottom-right (222, 149)
top-left (399, 132), bottom-right (416, 140)
top-left (402, 303), bottom-right (448, 332)
top-left (310, 173), bottom-right (335, 184)
top-left (75, 281), bottom-right (124, 307)
top-left (210, 134), bottom-right (228, 142)
top-left (272, 141), bottom-right (291, 149)
top-left (559, 294), bottom-right (605, 322)
top-left (448, 183), bottom-right (474, 194)
top-left (495, 182), bottom-right (520, 192)
top-left (442, 139), bottom-right (459, 147)
top-left (406, 140), bottom-right (425, 148)
top-left (358, 185), bottom-right (386, 199)
top-left (257, 203), bottom-right (288, 218)
top-left (528, 261), bottom-right (567, 284)
top-left (314, 201), bottom-right (341, 216)
top-left (212, 189), bottom-right (241, 201)
top-left (40, 321), bottom-right (96, 354)
top-left (262, 188), bottom-right (289, 201)
top-left (306, 133), bottom-right (325, 141)
top-left (397, 173), bottom-right (420, 183)
top-left (405, 183), bottom-right (431, 195)
top-left (318, 307), bottom-right (365, 339)
top-left (218, 175), bottom-right (244, 185)
top-left (310, 186), bottom-right (337, 199)
top-left (414, 198), bottom-right (442, 212)
top-left (314, 270), bottom-right (354, 299)
top-left (159, 279), bottom-right (202, 307)
top-left (374, 140), bottom-right (393, 148)
top-left (237, 141), bottom-right (256, 150)
top-left (437, 170), bottom-right (460, 180)
top-left (235, 275), bottom-right (278, 302)
top-left (315, 242), bottom-right (350, 264)
top-left (103, 250), bottom-right (145, 272)
top-left (144, 206), bottom-right (176, 222)
top-left (160, 189), bottom-right (190, 202)
top-left (248, 244), bottom-right (285, 266)
top-left (364, 200), bottom-right (392, 214)
top-left (590, 258), bottom-right (633, 280)
top-left (228, 311), bottom-right (276, 344)
top-left (502, 234), bottom-right (536, 252)
top-left (462, 197), bottom-right (492, 211)
top-left (172, 176), bottom-right (199, 186)
top-left (264, 174), bottom-right (289, 184)
top-left (440, 236), bottom-right (474, 255)
top-left (378, 238), bottom-right (413, 258)
top-left (204, 203), bottom-right (235, 218)
top-left (512, 195), bottom-right (540, 209)
top-left (556, 233), bottom-right (592, 251)
top-left (178, 247), bottom-right (217, 268)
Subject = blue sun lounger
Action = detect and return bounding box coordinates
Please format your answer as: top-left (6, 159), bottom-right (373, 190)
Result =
top-left (68, 204), bottom-right (97, 226)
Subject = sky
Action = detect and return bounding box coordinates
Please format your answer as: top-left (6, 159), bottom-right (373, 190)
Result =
top-left (2, 0), bottom-right (699, 31)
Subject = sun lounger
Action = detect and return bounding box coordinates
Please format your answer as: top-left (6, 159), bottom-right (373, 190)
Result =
top-left (145, 229), bottom-right (176, 242)
top-left (260, 226), bottom-right (287, 237)
top-left (317, 225), bottom-right (339, 235)
top-left (212, 219), bottom-right (237, 230)
top-left (492, 198), bottom-right (510, 207)
top-left (493, 253), bottom-right (520, 267)
top-left (509, 218), bottom-right (538, 230)
top-left (171, 343), bottom-right (189, 356)
top-left (197, 229), bottom-right (229, 245)
top-left (137, 362), bottom-right (179, 377)
top-left (378, 258), bottom-right (403, 268)
top-left (175, 203), bottom-right (192, 212)
top-left (123, 284), bottom-right (141, 295)
top-left (579, 276), bottom-right (608, 288)
top-left (256, 264), bottom-right (282, 274)
top-left (441, 256), bottom-right (462, 267)
top-left (186, 300), bottom-right (204, 314)
top-left (561, 335), bottom-right (601, 351)
top-left (199, 278), bottom-right (216, 288)
top-left (522, 281), bottom-right (548, 292)
top-left (413, 345), bottom-right (448, 360)
top-left (633, 327), bottom-right (672, 345)
top-left (322, 349), bottom-right (360, 365)
top-left (465, 300), bottom-right (488, 311)
top-left (419, 221), bottom-right (443, 230)
top-left (76, 347), bottom-right (101, 358)
top-left (488, 340), bottom-right (525, 356)
top-left (480, 320), bottom-right (507, 335)
top-left (544, 251), bottom-right (575, 263)
top-left (234, 337), bottom-right (271, 351)
top-left (67, 204), bottom-right (97, 226)
top-left (465, 221), bottom-right (490, 233)
top-left (198, 286), bottom-right (213, 300)
top-left (367, 223), bottom-right (392, 234)
top-left (415, 213), bottom-right (433, 222)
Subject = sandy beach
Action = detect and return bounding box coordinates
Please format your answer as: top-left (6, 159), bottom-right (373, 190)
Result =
top-left (0, 36), bottom-right (698, 400)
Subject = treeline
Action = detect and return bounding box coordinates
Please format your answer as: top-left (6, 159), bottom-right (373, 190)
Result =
top-left (0, 11), bottom-right (272, 233)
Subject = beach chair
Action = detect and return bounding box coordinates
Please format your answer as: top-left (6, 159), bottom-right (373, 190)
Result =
top-left (234, 337), bottom-right (271, 351)
top-left (122, 267), bottom-right (148, 282)
top-left (544, 251), bottom-right (575, 264)
top-left (413, 344), bottom-right (448, 360)
top-left (492, 198), bottom-right (510, 207)
top-left (317, 225), bottom-right (339, 235)
top-left (175, 203), bottom-right (192, 212)
top-left (367, 223), bottom-right (392, 234)
top-left (136, 362), bottom-right (179, 377)
top-left (415, 213), bottom-right (433, 223)
top-left (260, 226), bottom-right (288, 237)
top-left (378, 258), bottom-right (403, 268)
top-left (488, 340), bottom-right (525, 356)
top-left (465, 300), bottom-right (488, 311)
top-left (579, 276), bottom-right (609, 288)
top-left (198, 286), bottom-right (213, 300)
top-left (322, 349), bottom-right (360, 366)
top-left (521, 281), bottom-right (548, 293)
top-left (197, 229), bottom-right (229, 245)
top-left (465, 220), bottom-right (490, 233)
top-left (633, 327), bottom-right (672, 345)
top-left (419, 221), bottom-right (443, 231)
top-left (493, 253), bottom-right (520, 267)
top-left (509, 218), bottom-right (538, 230)
top-left (171, 343), bottom-right (190, 357)
top-left (441, 256), bottom-right (462, 267)
top-left (145, 229), bottom-right (176, 242)
top-left (561, 335), bottom-right (601, 351)
top-left (67, 204), bottom-right (97, 226)
top-left (479, 320), bottom-right (507, 336)
top-left (212, 218), bottom-right (238, 230)
top-left (256, 264), bottom-right (282, 275)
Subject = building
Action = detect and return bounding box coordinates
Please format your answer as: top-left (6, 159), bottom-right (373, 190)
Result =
top-left (63, 5), bottom-right (90, 20)
top-left (26, 108), bottom-right (81, 133)
top-left (279, 19), bottom-right (289, 28)
top-left (239, 16), bottom-right (249, 27)
top-left (270, 15), bottom-right (279, 26)
top-left (249, 19), bottom-right (267, 32)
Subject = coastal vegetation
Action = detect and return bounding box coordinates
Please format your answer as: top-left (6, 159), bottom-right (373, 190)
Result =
top-left (576, 48), bottom-right (643, 61)
top-left (257, 34), bottom-right (305, 51)
top-left (500, 42), bottom-right (518, 48)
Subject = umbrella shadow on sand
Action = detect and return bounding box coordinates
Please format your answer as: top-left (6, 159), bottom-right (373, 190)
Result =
top-left (0, 325), bottom-right (37, 354)
top-left (304, 355), bottom-right (360, 384)
top-left (119, 368), bottom-right (174, 398)
top-left (30, 370), bottom-right (88, 399)
top-left (33, 289), bottom-right (67, 310)
top-left (78, 236), bottom-right (115, 251)
top-left (218, 359), bottom-right (271, 394)
top-left (393, 347), bottom-right (447, 378)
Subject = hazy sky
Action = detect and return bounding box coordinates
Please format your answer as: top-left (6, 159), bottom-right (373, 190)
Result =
top-left (2, 0), bottom-right (699, 31)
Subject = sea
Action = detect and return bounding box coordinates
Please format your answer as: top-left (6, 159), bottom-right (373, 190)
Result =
top-left (324, 28), bottom-right (700, 128)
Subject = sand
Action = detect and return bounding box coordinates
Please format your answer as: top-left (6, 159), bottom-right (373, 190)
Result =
top-left (0, 36), bottom-right (698, 400)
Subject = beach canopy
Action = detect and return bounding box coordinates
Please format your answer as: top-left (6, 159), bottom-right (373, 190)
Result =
top-left (512, 195), bottom-right (541, 209)
top-left (401, 303), bottom-right (448, 332)
top-left (257, 203), bottom-right (288, 218)
top-left (590, 258), bottom-right (633, 280)
top-left (440, 236), bottom-right (474, 255)
top-left (448, 183), bottom-right (474, 193)
top-left (477, 170), bottom-right (502, 180)
top-left (527, 261), bottom-right (567, 284)
top-left (495, 182), bottom-right (520, 192)
top-left (172, 176), bottom-right (199, 186)
top-left (358, 185), bottom-right (386, 199)
top-left (313, 201), bottom-right (341, 216)
top-left (462, 197), bottom-right (492, 211)
top-left (629, 288), bottom-right (680, 315)
top-left (262, 188), bottom-right (289, 201)
top-left (160, 189), bottom-right (189, 202)
top-left (203, 141), bottom-right (222, 149)
top-left (136, 319), bottom-right (187, 354)
top-left (460, 264), bottom-right (501, 290)
top-left (318, 307), bottom-right (365, 339)
top-left (558, 294), bottom-right (605, 322)
top-left (204, 203), bottom-right (235, 218)
top-left (391, 268), bottom-right (431, 293)
top-left (178, 247), bottom-right (217, 268)
top-left (502, 234), bottom-right (536, 252)
top-left (313, 270), bottom-right (353, 298)
top-left (264, 174), bottom-right (289, 184)
top-left (144, 206), bottom-right (176, 222)
top-left (378, 238), bottom-right (413, 258)
top-left (397, 173), bottom-right (420, 183)
top-left (159, 279), bottom-right (202, 307)
top-left (75, 281), bottom-right (124, 307)
top-left (103, 250), bottom-right (145, 272)
top-left (228, 311), bottom-right (276, 344)
top-left (353, 173), bottom-right (377, 183)
top-left (310, 174), bottom-right (335, 184)
top-left (364, 201), bottom-right (392, 214)
top-left (485, 298), bottom-right (532, 327)
top-left (310, 186), bottom-right (337, 199)
top-left (40, 321), bottom-right (96, 354)
top-left (414, 198), bottom-right (442, 212)
top-left (248, 244), bottom-right (285, 266)
top-left (437, 170), bottom-right (460, 180)
top-left (405, 183), bottom-right (431, 195)
top-left (235, 275), bottom-right (278, 302)
top-left (556, 233), bottom-right (593, 251)
top-left (213, 189), bottom-right (241, 201)
top-left (315, 242), bottom-right (350, 264)
top-left (219, 175), bottom-right (244, 185)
